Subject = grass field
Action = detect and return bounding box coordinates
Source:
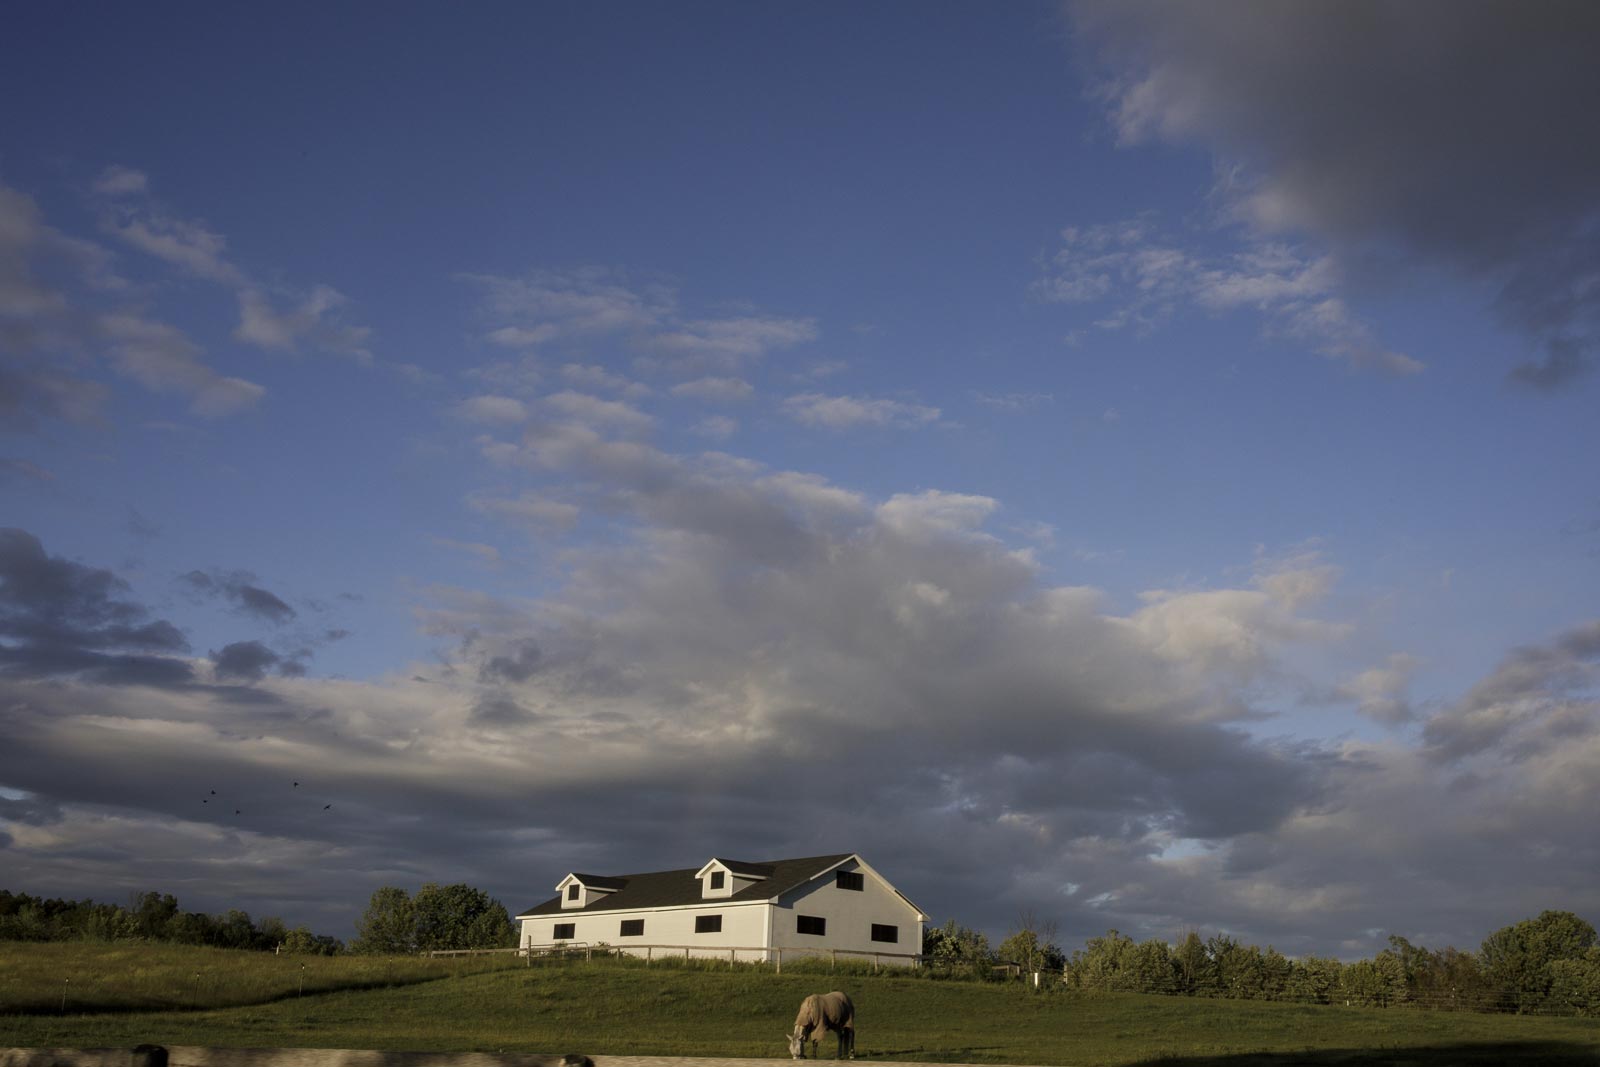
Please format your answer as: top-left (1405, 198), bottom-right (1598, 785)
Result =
top-left (3, 944), bottom-right (1600, 1065)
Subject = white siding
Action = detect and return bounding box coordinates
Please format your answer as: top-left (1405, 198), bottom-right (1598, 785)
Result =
top-left (770, 858), bottom-right (923, 966)
top-left (521, 902), bottom-right (771, 961)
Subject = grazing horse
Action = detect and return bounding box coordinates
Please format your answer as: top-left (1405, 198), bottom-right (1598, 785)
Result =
top-left (787, 990), bottom-right (855, 1060)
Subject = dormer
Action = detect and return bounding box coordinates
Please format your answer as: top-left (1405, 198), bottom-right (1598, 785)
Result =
top-left (694, 858), bottom-right (772, 899)
top-left (556, 872), bottom-right (626, 909)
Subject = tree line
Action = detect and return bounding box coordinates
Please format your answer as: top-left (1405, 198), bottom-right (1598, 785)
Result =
top-left (0, 889), bottom-right (341, 954)
top-left (12, 878), bottom-right (1596, 1016)
top-left (1, 883), bottom-right (519, 957)
top-left (1053, 910), bottom-right (1600, 1016)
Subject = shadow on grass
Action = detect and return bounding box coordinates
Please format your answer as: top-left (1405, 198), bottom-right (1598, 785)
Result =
top-left (7, 971), bottom-right (472, 1018)
top-left (856, 1047), bottom-right (1007, 1061)
top-left (1131, 1041), bottom-right (1600, 1066)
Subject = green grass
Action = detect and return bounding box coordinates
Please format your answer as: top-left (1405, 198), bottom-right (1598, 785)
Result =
top-left (3, 945), bottom-right (1600, 1065)
top-left (0, 941), bottom-right (521, 1014)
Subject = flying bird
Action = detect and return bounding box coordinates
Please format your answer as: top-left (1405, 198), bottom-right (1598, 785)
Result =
top-left (323, 804), bottom-right (332, 810)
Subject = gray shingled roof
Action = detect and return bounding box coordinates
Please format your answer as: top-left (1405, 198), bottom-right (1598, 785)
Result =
top-left (565, 873), bottom-right (628, 890)
top-left (516, 853), bottom-right (853, 917)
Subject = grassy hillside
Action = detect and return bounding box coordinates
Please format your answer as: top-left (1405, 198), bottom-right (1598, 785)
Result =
top-left (3, 945), bottom-right (1600, 1065)
top-left (0, 941), bottom-right (521, 1014)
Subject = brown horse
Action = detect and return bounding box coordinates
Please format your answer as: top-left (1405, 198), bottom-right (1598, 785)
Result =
top-left (786, 990), bottom-right (855, 1059)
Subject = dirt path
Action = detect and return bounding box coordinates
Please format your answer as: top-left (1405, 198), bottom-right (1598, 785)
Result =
top-left (592, 1059), bottom-right (1037, 1067)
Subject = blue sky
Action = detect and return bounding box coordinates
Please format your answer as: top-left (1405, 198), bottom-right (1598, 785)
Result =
top-left (4, 1), bottom-right (1600, 956)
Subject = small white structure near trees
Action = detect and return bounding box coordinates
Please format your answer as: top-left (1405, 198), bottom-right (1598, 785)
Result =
top-left (515, 853), bottom-right (926, 965)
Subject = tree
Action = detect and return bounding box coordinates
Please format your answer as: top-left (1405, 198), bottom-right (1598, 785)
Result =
top-left (1065, 929), bottom-right (1136, 991)
top-left (1548, 947), bottom-right (1600, 1017)
top-left (258, 915), bottom-right (288, 947)
top-left (130, 892), bottom-right (179, 940)
top-left (1286, 955), bottom-right (1342, 1004)
top-left (351, 886), bottom-right (415, 954)
top-left (1482, 910), bottom-right (1599, 1013)
top-left (412, 883), bottom-right (515, 951)
top-left (1173, 930), bottom-right (1209, 995)
top-left (281, 926), bottom-right (319, 954)
top-left (923, 919), bottom-right (991, 975)
top-left (997, 911), bottom-right (1064, 978)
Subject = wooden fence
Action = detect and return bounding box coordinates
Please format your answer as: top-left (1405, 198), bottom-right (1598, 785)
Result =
top-left (503, 942), bottom-right (922, 972)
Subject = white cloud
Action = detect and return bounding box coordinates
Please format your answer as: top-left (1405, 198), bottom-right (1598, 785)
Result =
top-left (781, 392), bottom-right (941, 430)
top-left (1034, 218), bottom-right (1422, 376)
top-left (542, 390), bottom-right (654, 435)
top-left (973, 390), bottom-right (1055, 410)
top-left (1336, 653), bottom-right (1421, 725)
top-left (91, 165), bottom-right (149, 197)
top-left (98, 313), bottom-right (265, 417)
top-left (106, 210), bottom-right (242, 285)
top-left (1127, 555), bottom-right (1349, 676)
top-left (669, 376), bottom-right (754, 403)
top-left (467, 491), bottom-right (580, 534)
top-left (876, 490), bottom-right (998, 541)
top-left (560, 363), bottom-right (650, 399)
top-left (452, 395), bottom-right (529, 425)
top-left (91, 171), bottom-right (376, 368)
top-left (691, 415), bottom-right (738, 440)
top-left (429, 537), bottom-right (504, 567)
top-left (649, 315), bottom-right (817, 373)
top-left (463, 271), bottom-right (816, 382)
top-left (235, 286), bottom-right (372, 362)
top-left (462, 268), bottom-right (671, 343)
top-left (487, 324), bottom-right (560, 349)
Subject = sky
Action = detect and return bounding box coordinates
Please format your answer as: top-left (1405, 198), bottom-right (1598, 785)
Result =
top-left (3, 1), bottom-right (1600, 959)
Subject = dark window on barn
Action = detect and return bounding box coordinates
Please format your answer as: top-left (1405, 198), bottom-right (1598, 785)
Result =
top-left (871, 923), bottom-right (898, 943)
top-left (836, 870), bottom-right (864, 891)
top-left (620, 919), bottom-right (644, 937)
top-left (567, 884), bottom-right (579, 901)
top-left (710, 871), bottom-right (725, 889)
top-left (553, 922), bottom-right (575, 940)
top-left (797, 914), bottom-right (826, 936)
top-left (695, 914), bottom-right (723, 933)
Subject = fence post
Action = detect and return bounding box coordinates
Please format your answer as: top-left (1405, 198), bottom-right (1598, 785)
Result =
top-left (776, 948), bottom-right (782, 974)
top-left (646, 946), bottom-right (652, 964)
top-left (730, 948), bottom-right (735, 969)
top-left (830, 949), bottom-right (836, 971)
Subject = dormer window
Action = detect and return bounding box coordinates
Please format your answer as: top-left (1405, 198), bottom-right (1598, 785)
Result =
top-left (557, 872), bottom-right (625, 909)
top-left (696, 857), bottom-right (772, 899)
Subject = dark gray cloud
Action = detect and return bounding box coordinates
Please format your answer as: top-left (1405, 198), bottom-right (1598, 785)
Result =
top-left (1072, 0), bottom-right (1600, 386)
top-left (469, 694), bottom-right (542, 725)
top-left (180, 569), bottom-right (296, 623)
top-left (480, 639), bottom-right (542, 683)
top-left (0, 526), bottom-right (192, 684)
top-left (212, 640), bottom-right (282, 683)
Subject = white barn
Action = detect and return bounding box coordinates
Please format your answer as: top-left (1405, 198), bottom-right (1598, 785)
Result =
top-left (515, 853), bottom-right (927, 965)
